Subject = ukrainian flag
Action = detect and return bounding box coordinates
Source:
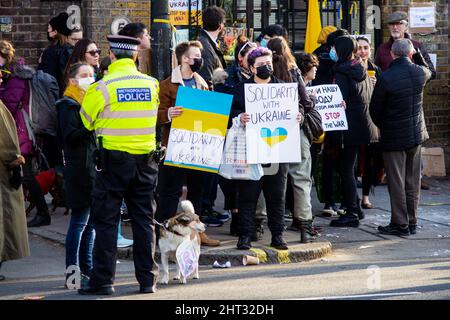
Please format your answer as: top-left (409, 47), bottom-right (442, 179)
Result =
top-left (304, 0), bottom-right (322, 53)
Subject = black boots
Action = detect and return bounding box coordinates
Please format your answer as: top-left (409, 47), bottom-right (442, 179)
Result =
top-left (251, 218), bottom-right (265, 241)
top-left (330, 213), bottom-right (360, 228)
top-left (237, 236), bottom-right (252, 250)
top-left (27, 214), bottom-right (51, 228)
top-left (299, 220), bottom-right (318, 243)
top-left (270, 234), bottom-right (288, 250)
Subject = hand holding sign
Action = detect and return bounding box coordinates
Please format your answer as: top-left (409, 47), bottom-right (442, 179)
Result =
top-left (169, 106), bottom-right (184, 119)
top-left (305, 84), bottom-right (348, 131)
top-left (240, 112), bottom-right (250, 126)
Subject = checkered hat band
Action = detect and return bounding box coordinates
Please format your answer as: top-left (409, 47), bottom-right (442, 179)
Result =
top-left (109, 42), bottom-right (138, 51)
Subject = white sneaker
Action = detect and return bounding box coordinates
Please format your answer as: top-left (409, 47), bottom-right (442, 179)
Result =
top-left (322, 206), bottom-right (338, 217)
top-left (117, 235), bottom-right (133, 248)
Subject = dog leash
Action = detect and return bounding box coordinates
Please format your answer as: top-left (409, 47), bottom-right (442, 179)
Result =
top-left (153, 218), bottom-right (184, 237)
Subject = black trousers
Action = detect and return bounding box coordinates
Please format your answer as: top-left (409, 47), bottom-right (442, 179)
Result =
top-left (236, 164), bottom-right (288, 237)
top-left (339, 146), bottom-right (360, 215)
top-left (22, 155), bottom-right (49, 217)
top-left (155, 164), bottom-right (205, 222)
top-left (218, 176), bottom-right (238, 210)
top-left (89, 150), bottom-right (158, 288)
top-left (38, 134), bottom-right (63, 169)
top-left (202, 172), bottom-right (218, 212)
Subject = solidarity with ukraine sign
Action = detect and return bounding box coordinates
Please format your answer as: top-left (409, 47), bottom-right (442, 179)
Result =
top-left (245, 83), bottom-right (301, 164)
top-left (164, 87), bottom-right (233, 173)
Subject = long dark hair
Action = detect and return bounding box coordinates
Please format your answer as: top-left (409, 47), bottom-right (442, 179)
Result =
top-left (267, 36), bottom-right (296, 82)
top-left (334, 36), bottom-right (357, 63)
top-left (63, 39), bottom-right (96, 86)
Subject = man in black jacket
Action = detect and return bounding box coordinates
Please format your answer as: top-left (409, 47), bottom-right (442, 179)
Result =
top-left (197, 6), bottom-right (228, 229)
top-left (370, 39), bottom-right (432, 236)
top-left (197, 5), bottom-right (227, 89)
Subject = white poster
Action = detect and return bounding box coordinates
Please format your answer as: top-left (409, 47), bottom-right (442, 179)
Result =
top-left (428, 53), bottom-right (437, 69)
top-left (305, 85), bottom-right (348, 131)
top-left (409, 6), bottom-right (436, 29)
top-left (245, 83), bottom-right (301, 164)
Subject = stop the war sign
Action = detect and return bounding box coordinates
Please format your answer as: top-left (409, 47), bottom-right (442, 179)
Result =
top-left (305, 84), bottom-right (348, 131)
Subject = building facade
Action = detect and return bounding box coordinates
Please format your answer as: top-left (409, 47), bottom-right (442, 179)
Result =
top-left (0, 0), bottom-right (448, 147)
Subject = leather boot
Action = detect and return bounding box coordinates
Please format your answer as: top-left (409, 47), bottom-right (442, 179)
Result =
top-left (299, 220), bottom-right (318, 243)
top-left (199, 232), bottom-right (221, 247)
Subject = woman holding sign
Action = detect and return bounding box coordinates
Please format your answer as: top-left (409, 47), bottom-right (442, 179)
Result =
top-left (229, 47), bottom-right (302, 250)
top-left (267, 37), bottom-right (319, 243)
top-left (327, 36), bottom-right (375, 228)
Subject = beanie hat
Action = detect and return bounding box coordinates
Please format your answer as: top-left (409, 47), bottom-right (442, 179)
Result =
top-left (49, 12), bottom-right (71, 36)
top-left (317, 26), bottom-right (338, 45)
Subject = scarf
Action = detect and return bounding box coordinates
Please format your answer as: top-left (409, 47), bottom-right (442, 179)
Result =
top-left (63, 84), bottom-right (86, 105)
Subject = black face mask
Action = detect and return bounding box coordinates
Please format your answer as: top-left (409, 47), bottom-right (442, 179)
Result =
top-left (189, 58), bottom-right (203, 73)
top-left (256, 64), bottom-right (273, 80)
top-left (47, 32), bottom-right (54, 42)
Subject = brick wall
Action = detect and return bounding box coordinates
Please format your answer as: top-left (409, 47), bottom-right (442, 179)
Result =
top-left (0, 0), bottom-right (81, 66)
top-left (84, 0), bottom-right (151, 56)
top-left (0, 0), bottom-right (151, 67)
top-left (381, 0), bottom-right (450, 146)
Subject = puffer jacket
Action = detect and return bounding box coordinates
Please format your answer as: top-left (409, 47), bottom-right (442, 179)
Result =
top-left (369, 57), bottom-right (432, 151)
top-left (327, 59), bottom-right (376, 147)
top-left (0, 64), bottom-right (34, 155)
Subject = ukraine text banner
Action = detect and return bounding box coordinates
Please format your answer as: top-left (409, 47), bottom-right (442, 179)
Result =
top-left (245, 83), bottom-right (301, 164)
top-left (164, 87), bottom-right (233, 172)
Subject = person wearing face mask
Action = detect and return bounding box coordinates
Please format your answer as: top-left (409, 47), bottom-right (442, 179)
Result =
top-left (156, 41), bottom-right (221, 247)
top-left (39, 12), bottom-right (72, 97)
top-left (229, 47), bottom-right (303, 250)
top-left (56, 62), bottom-right (96, 289)
top-left (327, 36), bottom-right (375, 228)
top-left (197, 5), bottom-right (227, 89)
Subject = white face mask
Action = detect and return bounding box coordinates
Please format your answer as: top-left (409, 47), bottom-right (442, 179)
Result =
top-left (77, 77), bottom-right (95, 91)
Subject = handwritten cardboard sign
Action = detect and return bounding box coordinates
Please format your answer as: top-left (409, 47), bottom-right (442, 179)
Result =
top-left (245, 83), bottom-right (301, 164)
top-left (169, 0), bottom-right (202, 26)
top-left (305, 84), bottom-right (348, 132)
top-left (164, 87), bottom-right (233, 172)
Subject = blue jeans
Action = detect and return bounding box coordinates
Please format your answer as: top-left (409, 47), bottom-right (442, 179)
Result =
top-left (65, 207), bottom-right (95, 275)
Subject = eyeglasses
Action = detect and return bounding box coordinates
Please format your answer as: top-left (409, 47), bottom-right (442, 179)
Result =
top-left (237, 41), bottom-right (257, 57)
top-left (86, 50), bottom-right (101, 57)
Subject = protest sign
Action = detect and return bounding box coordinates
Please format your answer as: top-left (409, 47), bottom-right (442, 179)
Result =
top-left (169, 0), bottom-right (202, 26)
top-left (245, 83), bottom-right (301, 164)
top-left (305, 84), bottom-right (348, 131)
top-left (165, 87), bottom-right (233, 173)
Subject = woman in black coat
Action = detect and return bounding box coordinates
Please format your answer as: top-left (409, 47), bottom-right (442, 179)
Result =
top-left (328, 36), bottom-right (375, 228)
top-left (56, 62), bottom-right (96, 286)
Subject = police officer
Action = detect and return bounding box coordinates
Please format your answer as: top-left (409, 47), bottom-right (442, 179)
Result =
top-left (78, 35), bottom-right (159, 295)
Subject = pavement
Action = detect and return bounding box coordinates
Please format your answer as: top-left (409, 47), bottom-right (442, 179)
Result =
top-left (26, 175), bottom-right (450, 268)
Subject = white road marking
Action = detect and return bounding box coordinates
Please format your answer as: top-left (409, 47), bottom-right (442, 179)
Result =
top-left (293, 291), bottom-right (421, 300)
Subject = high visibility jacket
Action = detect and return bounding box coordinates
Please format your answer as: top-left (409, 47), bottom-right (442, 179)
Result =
top-left (80, 58), bottom-right (159, 155)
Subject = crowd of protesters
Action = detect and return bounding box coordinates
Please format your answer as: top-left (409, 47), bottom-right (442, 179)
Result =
top-left (0, 6), bottom-right (435, 294)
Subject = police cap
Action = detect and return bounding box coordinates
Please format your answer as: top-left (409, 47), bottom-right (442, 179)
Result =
top-left (107, 35), bottom-right (141, 51)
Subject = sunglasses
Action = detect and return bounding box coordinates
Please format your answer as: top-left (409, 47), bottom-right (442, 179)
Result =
top-left (237, 41), bottom-right (257, 57)
top-left (86, 50), bottom-right (101, 57)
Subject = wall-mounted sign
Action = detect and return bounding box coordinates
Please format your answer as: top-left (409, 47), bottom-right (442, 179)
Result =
top-left (169, 0), bottom-right (202, 26)
top-left (0, 16), bottom-right (12, 33)
top-left (111, 16), bottom-right (131, 35)
top-left (409, 2), bottom-right (436, 34)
